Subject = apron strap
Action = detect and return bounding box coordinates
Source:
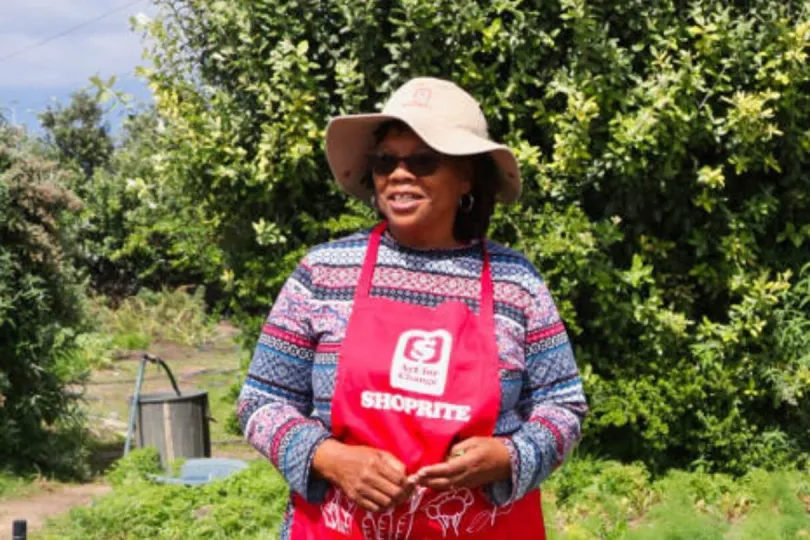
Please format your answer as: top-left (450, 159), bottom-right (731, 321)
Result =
top-left (355, 222), bottom-right (388, 301)
top-left (356, 222), bottom-right (495, 323)
top-left (480, 240), bottom-right (495, 326)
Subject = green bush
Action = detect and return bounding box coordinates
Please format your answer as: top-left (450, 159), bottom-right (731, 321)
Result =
top-left (0, 125), bottom-right (90, 477)
top-left (133, 0), bottom-right (810, 472)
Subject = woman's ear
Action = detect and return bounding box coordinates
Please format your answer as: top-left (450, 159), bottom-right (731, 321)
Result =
top-left (455, 157), bottom-right (474, 195)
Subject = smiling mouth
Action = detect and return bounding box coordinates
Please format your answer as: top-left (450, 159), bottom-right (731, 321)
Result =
top-left (388, 193), bottom-right (424, 202)
top-left (386, 192), bottom-right (425, 213)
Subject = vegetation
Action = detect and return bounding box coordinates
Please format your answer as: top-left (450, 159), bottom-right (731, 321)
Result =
top-left (0, 124), bottom-right (90, 478)
top-left (40, 451), bottom-right (810, 539)
top-left (0, 472), bottom-right (45, 501)
top-left (91, 287), bottom-right (216, 353)
top-left (1, 0), bottom-right (810, 535)
top-left (55, 287), bottom-right (218, 380)
top-left (41, 449), bottom-right (289, 540)
top-left (131, 0), bottom-right (810, 472)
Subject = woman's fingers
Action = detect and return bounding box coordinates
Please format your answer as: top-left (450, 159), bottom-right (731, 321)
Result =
top-left (357, 482), bottom-right (396, 511)
top-left (411, 438), bottom-right (498, 491)
top-left (376, 450), bottom-right (407, 485)
top-left (412, 453), bottom-right (474, 491)
top-left (365, 468), bottom-right (406, 498)
top-left (419, 472), bottom-right (468, 491)
top-left (414, 458), bottom-right (468, 481)
top-left (447, 437), bottom-right (479, 458)
top-left (342, 438), bottom-right (510, 508)
top-left (344, 448), bottom-right (411, 511)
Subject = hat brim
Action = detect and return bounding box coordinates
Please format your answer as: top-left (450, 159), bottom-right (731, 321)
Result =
top-left (325, 113), bottom-right (522, 204)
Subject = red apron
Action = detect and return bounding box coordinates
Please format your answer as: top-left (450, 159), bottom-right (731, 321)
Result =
top-left (290, 223), bottom-right (545, 539)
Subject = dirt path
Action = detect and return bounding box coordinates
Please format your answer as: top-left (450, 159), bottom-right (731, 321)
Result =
top-left (0, 483), bottom-right (111, 539)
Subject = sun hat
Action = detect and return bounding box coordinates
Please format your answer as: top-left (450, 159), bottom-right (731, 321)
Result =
top-left (324, 77), bottom-right (522, 204)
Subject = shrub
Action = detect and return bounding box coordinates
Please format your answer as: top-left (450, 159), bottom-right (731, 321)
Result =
top-left (135, 0), bottom-right (810, 471)
top-left (0, 125), bottom-right (90, 476)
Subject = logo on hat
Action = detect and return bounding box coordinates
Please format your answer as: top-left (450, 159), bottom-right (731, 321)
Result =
top-left (403, 87), bottom-right (433, 108)
top-left (390, 329), bottom-right (452, 396)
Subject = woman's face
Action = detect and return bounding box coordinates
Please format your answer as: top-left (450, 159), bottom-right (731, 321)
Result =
top-left (372, 128), bottom-right (471, 249)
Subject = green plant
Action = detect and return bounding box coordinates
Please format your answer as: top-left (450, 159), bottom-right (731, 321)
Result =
top-left (0, 471), bottom-right (39, 500)
top-left (43, 457), bottom-right (289, 539)
top-left (723, 470), bottom-right (810, 539)
top-left (106, 447), bottom-right (163, 488)
top-left (42, 456), bottom-right (810, 539)
top-left (0, 124), bottom-right (91, 477)
top-left (768, 264), bottom-right (810, 410)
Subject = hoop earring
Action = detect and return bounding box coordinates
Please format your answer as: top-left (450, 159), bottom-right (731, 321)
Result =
top-left (370, 193), bottom-right (378, 210)
top-left (459, 193), bottom-right (474, 213)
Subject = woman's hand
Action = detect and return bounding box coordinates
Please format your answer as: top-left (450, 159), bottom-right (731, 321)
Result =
top-left (410, 437), bottom-right (511, 491)
top-left (313, 439), bottom-right (413, 512)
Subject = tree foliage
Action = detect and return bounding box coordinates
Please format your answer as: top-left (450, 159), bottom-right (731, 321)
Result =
top-left (39, 88), bottom-right (217, 299)
top-left (40, 88), bottom-right (114, 181)
top-left (126, 0), bottom-right (810, 472)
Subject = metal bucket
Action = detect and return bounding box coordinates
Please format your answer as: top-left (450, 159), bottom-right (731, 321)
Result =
top-left (124, 354), bottom-right (212, 469)
top-left (132, 389), bottom-right (211, 468)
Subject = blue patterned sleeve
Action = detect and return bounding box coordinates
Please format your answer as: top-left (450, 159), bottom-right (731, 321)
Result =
top-left (486, 273), bottom-right (588, 506)
top-left (236, 259), bottom-right (332, 502)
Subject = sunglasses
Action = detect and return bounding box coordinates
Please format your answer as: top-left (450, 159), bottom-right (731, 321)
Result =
top-left (368, 151), bottom-right (442, 177)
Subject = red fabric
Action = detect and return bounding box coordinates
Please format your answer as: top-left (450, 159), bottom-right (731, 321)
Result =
top-left (291, 223), bottom-right (545, 539)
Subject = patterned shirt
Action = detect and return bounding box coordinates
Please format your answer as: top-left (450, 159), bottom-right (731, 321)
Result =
top-left (237, 230), bottom-right (587, 536)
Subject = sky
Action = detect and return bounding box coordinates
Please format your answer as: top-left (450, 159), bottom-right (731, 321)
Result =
top-left (0, 0), bottom-right (159, 133)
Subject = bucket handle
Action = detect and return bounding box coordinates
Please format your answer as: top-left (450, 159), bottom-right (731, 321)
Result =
top-left (143, 353), bottom-right (182, 398)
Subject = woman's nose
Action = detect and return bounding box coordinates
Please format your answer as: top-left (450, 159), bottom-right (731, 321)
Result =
top-left (388, 162), bottom-right (415, 182)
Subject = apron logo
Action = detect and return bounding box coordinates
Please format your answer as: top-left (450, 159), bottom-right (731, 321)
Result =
top-left (391, 329), bottom-right (452, 396)
top-left (404, 335), bottom-right (443, 364)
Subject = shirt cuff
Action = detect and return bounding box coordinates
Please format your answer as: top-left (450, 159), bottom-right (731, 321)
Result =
top-left (302, 433), bottom-right (333, 503)
top-left (484, 436), bottom-right (520, 506)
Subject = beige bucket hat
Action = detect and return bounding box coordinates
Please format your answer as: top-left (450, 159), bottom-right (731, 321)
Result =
top-left (325, 77), bottom-right (522, 203)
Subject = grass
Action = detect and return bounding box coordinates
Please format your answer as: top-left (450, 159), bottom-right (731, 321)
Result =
top-left (0, 472), bottom-right (41, 501)
top-left (99, 287), bottom-right (216, 348)
top-left (0, 471), bottom-right (89, 505)
top-left (74, 287), bottom-right (218, 371)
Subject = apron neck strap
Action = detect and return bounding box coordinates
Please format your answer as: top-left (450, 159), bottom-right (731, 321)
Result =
top-left (356, 221), bottom-right (388, 298)
top-left (480, 241), bottom-right (495, 325)
top-left (357, 222), bottom-right (495, 322)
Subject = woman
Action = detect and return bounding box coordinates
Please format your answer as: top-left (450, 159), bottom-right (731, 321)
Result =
top-left (237, 77), bottom-right (587, 539)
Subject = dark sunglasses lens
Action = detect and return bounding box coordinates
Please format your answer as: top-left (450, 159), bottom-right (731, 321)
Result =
top-left (370, 153), bottom-right (398, 175)
top-left (406, 154), bottom-right (440, 176)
